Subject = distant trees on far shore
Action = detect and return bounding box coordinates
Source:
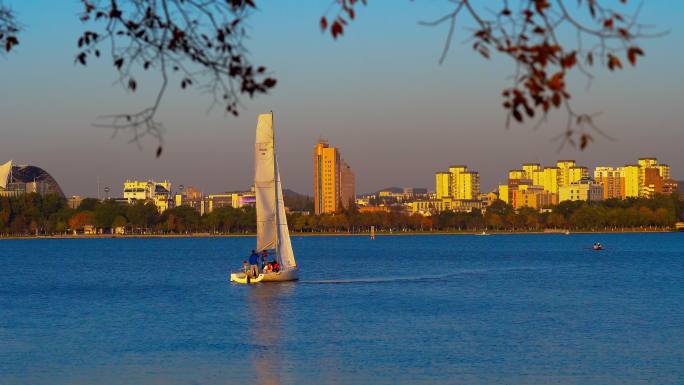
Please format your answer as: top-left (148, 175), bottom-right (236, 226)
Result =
top-left (1, 193), bottom-right (683, 236)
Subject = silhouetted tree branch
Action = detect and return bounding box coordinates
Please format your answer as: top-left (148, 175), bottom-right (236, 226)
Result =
top-left (0, 3), bottom-right (19, 54)
top-left (1, 1), bottom-right (665, 154)
top-left (322, 0), bottom-right (664, 150)
top-left (75, 0), bottom-right (276, 156)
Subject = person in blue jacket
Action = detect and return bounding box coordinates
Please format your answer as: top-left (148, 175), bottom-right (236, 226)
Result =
top-left (248, 250), bottom-right (259, 277)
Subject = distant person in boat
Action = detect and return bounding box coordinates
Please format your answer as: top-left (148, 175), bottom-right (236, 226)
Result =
top-left (272, 261), bottom-right (280, 273)
top-left (263, 263), bottom-right (272, 273)
top-left (261, 250), bottom-right (268, 271)
top-left (242, 260), bottom-right (249, 274)
top-left (248, 250), bottom-right (260, 277)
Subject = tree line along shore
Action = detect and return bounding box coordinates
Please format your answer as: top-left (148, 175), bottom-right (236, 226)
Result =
top-left (1, 193), bottom-right (683, 237)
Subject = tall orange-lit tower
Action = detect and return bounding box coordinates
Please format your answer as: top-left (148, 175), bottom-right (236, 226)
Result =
top-left (314, 140), bottom-right (354, 214)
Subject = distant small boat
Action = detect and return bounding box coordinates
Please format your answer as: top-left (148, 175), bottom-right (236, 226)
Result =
top-left (478, 231), bottom-right (491, 236)
top-left (565, 230), bottom-right (571, 235)
top-left (592, 243), bottom-right (603, 251)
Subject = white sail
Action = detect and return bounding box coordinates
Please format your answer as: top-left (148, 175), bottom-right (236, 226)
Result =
top-left (254, 113), bottom-right (296, 269)
top-left (0, 160), bottom-right (12, 189)
top-left (275, 157), bottom-right (296, 269)
top-left (255, 114), bottom-right (277, 252)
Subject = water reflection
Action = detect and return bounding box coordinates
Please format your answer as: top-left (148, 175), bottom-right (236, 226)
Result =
top-left (247, 284), bottom-right (295, 385)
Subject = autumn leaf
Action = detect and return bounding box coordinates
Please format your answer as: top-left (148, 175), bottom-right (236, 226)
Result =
top-left (580, 134), bottom-right (593, 150)
top-left (263, 78), bottom-right (277, 88)
top-left (627, 46), bottom-right (644, 66)
top-left (331, 21), bottom-right (343, 39)
top-left (607, 54), bottom-right (622, 71)
top-left (561, 52), bottom-right (577, 69)
top-left (548, 72), bottom-right (564, 91)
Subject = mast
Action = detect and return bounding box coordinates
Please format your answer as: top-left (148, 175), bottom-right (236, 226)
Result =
top-left (272, 111), bottom-right (279, 262)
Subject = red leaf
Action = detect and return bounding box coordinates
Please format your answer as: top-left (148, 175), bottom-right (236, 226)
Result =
top-left (263, 78), bottom-right (277, 88)
top-left (331, 21), bottom-right (343, 39)
top-left (512, 110), bottom-right (523, 122)
top-left (548, 72), bottom-right (564, 91)
top-left (607, 54), bottom-right (622, 71)
top-left (626, 46), bottom-right (644, 66)
top-left (561, 52), bottom-right (577, 69)
top-left (320, 17), bottom-right (327, 32)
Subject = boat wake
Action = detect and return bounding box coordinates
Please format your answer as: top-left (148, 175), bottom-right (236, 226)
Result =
top-left (301, 265), bottom-right (552, 285)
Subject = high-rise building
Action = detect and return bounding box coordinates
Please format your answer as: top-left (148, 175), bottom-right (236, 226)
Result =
top-left (594, 166), bottom-right (623, 199)
top-left (568, 166), bottom-right (589, 184)
top-left (445, 165), bottom-right (480, 200)
top-left (435, 172), bottom-right (450, 199)
top-left (542, 167), bottom-right (560, 194)
top-left (448, 166), bottom-right (467, 198)
top-left (657, 164), bottom-right (671, 180)
top-left (522, 163), bottom-right (542, 179)
top-left (641, 167), bottom-right (664, 198)
top-left (340, 159), bottom-right (355, 209)
top-left (313, 140), bottom-right (355, 214)
top-left (498, 184), bottom-right (510, 204)
top-left (620, 165), bottom-right (640, 198)
top-left (458, 172), bottom-right (480, 200)
top-left (508, 169), bottom-right (526, 181)
top-left (556, 160), bottom-right (577, 186)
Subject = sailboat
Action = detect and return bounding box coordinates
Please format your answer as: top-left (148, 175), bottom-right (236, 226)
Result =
top-left (230, 113), bottom-right (299, 284)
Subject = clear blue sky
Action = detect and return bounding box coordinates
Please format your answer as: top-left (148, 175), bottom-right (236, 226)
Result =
top-left (1, 0), bottom-right (682, 196)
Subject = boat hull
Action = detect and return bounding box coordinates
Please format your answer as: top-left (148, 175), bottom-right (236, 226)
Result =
top-left (230, 272), bottom-right (265, 284)
top-left (229, 268), bottom-right (299, 284)
top-left (261, 268), bottom-right (299, 282)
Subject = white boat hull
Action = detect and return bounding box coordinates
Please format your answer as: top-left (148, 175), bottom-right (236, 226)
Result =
top-left (261, 267), bottom-right (299, 282)
top-left (230, 268), bottom-right (299, 284)
top-left (230, 272), bottom-right (265, 284)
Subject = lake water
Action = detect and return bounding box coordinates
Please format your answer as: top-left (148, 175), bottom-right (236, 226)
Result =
top-left (1, 233), bottom-right (683, 385)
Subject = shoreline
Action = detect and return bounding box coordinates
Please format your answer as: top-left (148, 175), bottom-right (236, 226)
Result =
top-left (0, 229), bottom-right (678, 240)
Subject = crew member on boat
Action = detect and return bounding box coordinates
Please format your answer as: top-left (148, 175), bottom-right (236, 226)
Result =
top-left (248, 250), bottom-right (260, 277)
top-left (261, 250), bottom-right (268, 272)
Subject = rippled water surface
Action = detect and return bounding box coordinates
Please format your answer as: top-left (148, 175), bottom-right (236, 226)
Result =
top-left (1, 233), bottom-right (683, 385)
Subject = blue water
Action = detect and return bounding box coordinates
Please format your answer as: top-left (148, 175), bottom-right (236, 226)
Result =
top-left (1, 233), bottom-right (683, 385)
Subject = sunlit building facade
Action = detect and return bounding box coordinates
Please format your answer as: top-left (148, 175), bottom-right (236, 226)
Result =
top-left (620, 165), bottom-right (640, 198)
top-left (558, 178), bottom-right (604, 202)
top-left (435, 172), bottom-right (450, 199)
top-left (123, 179), bottom-right (172, 212)
top-left (313, 140), bottom-right (355, 214)
top-left (556, 160), bottom-right (577, 186)
top-left (594, 167), bottom-right (623, 199)
top-left (458, 172), bottom-right (480, 200)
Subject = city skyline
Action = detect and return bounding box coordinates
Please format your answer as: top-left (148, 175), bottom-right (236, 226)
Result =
top-left (4, 155), bottom-right (679, 202)
top-left (1, 1), bottom-right (683, 197)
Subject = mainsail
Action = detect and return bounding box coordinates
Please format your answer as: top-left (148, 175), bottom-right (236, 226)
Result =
top-left (254, 113), bottom-right (296, 269)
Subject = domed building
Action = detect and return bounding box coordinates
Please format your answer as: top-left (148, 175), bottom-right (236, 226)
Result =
top-left (0, 160), bottom-right (65, 198)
